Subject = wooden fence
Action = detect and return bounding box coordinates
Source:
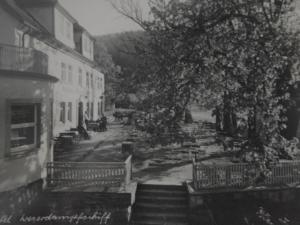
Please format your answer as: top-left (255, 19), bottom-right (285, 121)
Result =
top-left (193, 160), bottom-right (300, 190)
top-left (46, 155), bottom-right (132, 190)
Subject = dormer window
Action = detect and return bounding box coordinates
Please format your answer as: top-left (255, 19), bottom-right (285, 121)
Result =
top-left (54, 9), bottom-right (74, 48)
top-left (66, 20), bottom-right (72, 40)
top-left (61, 63), bottom-right (67, 82)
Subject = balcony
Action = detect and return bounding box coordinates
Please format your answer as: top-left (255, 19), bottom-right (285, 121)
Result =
top-left (0, 44), bottom-right (48, 75)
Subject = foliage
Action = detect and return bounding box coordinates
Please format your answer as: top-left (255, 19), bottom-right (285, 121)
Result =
top-left (112, 0), bottom-right (300, 166)
top-left (244, 207), bottom-right (291, 225)
top-left (95, 31), bottom-right (148, 97)
top-left (94, 41), bottom-right (121, 109)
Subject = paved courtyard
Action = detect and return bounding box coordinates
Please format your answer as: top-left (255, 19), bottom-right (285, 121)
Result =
top-left (54, 110), bottom-right (222, 185)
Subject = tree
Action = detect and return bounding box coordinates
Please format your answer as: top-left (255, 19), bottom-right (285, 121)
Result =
top-left (94, 41), bottom-right (121, 110)
top-left (110, 0), bottom-right (300, 166)
top-left (95, 31), bottom-right (149, 105)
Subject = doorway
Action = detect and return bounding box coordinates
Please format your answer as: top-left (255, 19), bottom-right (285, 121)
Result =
top-left (78, 102), bottom-right (83, 126)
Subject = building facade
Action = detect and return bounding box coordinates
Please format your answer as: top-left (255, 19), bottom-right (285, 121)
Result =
top-left (0, 0), bottom-right (105, 191)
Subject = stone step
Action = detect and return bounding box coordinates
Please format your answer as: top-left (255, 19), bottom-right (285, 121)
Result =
top-left (136, 195), bottom-right (188, 205)
top-left (132, 221), bottom-right (188, 225)
top-left (133, 212), bottom-right (188, 223)
top-left (137, 189), bottom-right (187, 198)
top-left (134, 202), bottom-right (188, 214)
top-left (138, 184), bottom-right (186, 191)
top-left (132, 184), bottom-right (189, 225)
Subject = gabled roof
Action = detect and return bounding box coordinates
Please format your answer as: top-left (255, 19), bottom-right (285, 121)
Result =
top-left (17, 0), bottom-right (58, 7)
top-left (18, 0), bottom-right (77, 24)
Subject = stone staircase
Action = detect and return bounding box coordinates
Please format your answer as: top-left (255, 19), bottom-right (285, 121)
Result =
top-left (131, 184), bottom-right (189, 225)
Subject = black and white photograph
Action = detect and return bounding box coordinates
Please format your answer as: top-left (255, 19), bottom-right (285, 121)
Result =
top-left (1, 0), bottom-right (300, 224)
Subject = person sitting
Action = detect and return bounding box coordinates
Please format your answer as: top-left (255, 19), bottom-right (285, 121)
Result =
top-left (101, 116), bottom-right (107, 131)
top-left (78, 118), bottom-right (90, 140)
top-left (96, 117), bottom-right (102, 132)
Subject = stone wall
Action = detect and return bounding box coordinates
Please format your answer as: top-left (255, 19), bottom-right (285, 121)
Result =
top-left (188, 188), bottom-right (300, 225)
top-left (0, 180), bottom-right (132, 225)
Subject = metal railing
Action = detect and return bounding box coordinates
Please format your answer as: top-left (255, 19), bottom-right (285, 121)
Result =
top-left (0, 44), bottom-right (48, 74)
top-left (193, 160), bottom-right (300, 190)
top-left (46, 155), bottom-right (132, 190)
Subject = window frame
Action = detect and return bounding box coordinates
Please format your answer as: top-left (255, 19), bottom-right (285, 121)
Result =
top-left (91, 74), bottom-right (94, 89)
top-left (78, 68), bottom-right (83, 87)
top-left (61, 62), bottom-right (67, 82)
top-left (65, 20), bottom-right (72, 40)
top-left (68, 65), bottom-right (73, 83)
top-left (6, 99), bottom-right (42, 158)
top-left (86, 72), bottom-right (89, 88)
top-left (67, 102), bottom-right (72, 122)
top-left (60, 102), bottom-right (66, 123)
top-left (59, 13), bottom-right (64, 35)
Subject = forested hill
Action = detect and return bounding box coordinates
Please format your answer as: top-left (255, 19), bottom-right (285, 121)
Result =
top-left (95, 31), bottom-right (145, 71)
top-left (95, 31), bottom-right (147, 95)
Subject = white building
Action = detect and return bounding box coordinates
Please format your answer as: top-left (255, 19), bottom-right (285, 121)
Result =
top-left (0, 0), bottom-right (105, 191)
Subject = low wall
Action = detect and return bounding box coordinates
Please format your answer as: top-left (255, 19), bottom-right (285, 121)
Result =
top-left (0, 180), bottom-right (136, 225)
top-left (186, 181), bottom-right (300, 225)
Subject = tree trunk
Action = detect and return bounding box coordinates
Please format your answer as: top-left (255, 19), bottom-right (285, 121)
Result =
top-left (184, 108), bottom-right (193, 124)
top-left (215, 107), bottom-right (222, 132)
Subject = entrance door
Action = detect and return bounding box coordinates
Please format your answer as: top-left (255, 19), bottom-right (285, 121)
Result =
top-left (78, 102), bottom-right (83, 126)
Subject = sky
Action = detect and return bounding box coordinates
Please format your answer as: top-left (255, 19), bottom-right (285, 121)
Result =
top-left (59, 0), bottom-right (149, 36)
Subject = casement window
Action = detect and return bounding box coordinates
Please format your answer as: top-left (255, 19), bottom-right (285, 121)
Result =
top-left (60, 102), bottom-right (66, 123)
top-left (86, 72), bottom-right (89, 88)
top-left (98, 78), bottom-right (102, 90)
top-left (59, 14), bottom-right (64, 35)
top-left (67, 102), bottom-right (72, 122)
top-left (65, 20), bottom-right (72, 39)
top-left (83, 36), bottom-right (88, 52)
top-left (61, 63), bottom-right (67, 82)
top-left (91, 74), bottom-right (94, 89)
top-left (98, 102), bottom-right (101, 117)
top-left (68, 65), bottom-right (73, 83)
top-left (91, 102), bottom-right (94, 120)
top-left (78, 68), bottom-right (83, 87)
top-left (100, 77), bottom-right (103, 90)
top-left (9, 102), bottom-right (40, 157)
top-left (90, 42), bottom-right (94, 57)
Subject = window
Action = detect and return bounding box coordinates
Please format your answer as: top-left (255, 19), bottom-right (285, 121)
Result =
top-left (67, 102), bottom-right (72, 122)
top-left (98, 102), bottom-right (101, 117)
top-left (68, 65), bottom-right (73, 83)
top-left (59, 14), bottom-right (64, 34)
top-left (61, 63), bottom-right (67, 82)
top-left (9, 103), bottom-right (40, 156)
top-left (84, 36), bottom-right (88, 52)
top-left (86, 102), bottom-right (90, 117)
top-left (99, 78), bottom-right (103, 89)
top-left (60, 102), bottom-right (66, 123)
top-left (87, 40), bottom-right (91, 53)
top-left (65, 20), bottom-right (72, 39)
top-left (91, 74), bottom-right (94, 89)
top-left (86, 72), bottom-right (89, 88)
top-left (78, 68), bottom-right (83, 87)
top-left (90, 42), bottom-right (94, 56)
top-left (97, 78), bottom-right (101, 89)
top-left (90, 102), bottom-right (94, 120)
